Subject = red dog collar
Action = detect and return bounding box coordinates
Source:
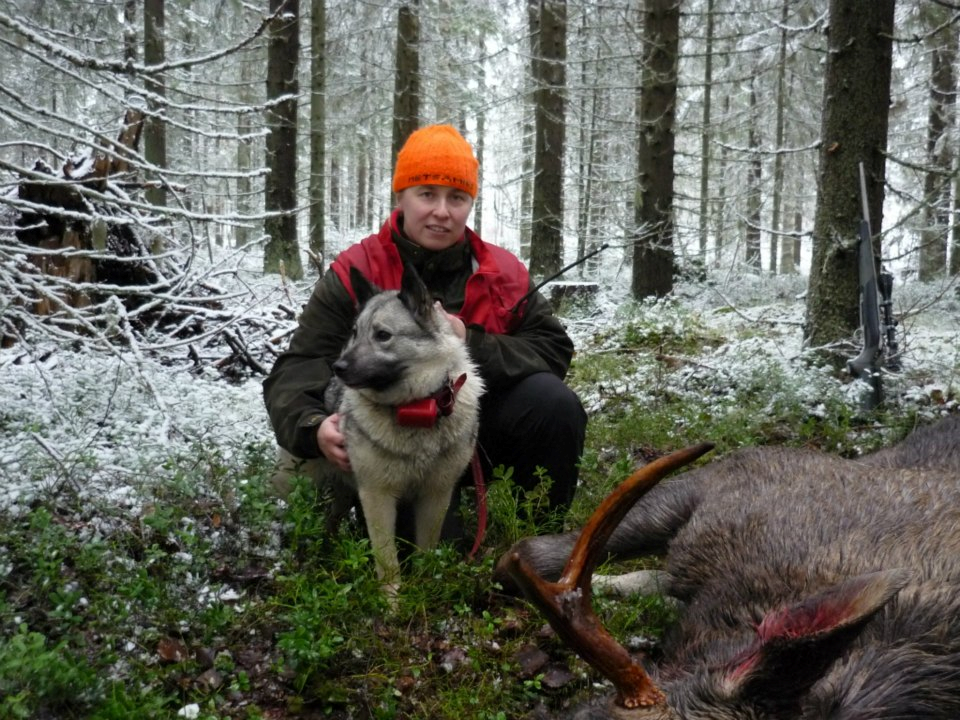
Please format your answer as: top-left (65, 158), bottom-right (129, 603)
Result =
top-left (395, 374), bottom-right (468, 428)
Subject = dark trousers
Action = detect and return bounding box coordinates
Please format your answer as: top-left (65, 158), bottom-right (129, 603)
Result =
top-left (399, 372), bottom-right (588, 546)
top-left (476, 371), bottom-right (586, 512)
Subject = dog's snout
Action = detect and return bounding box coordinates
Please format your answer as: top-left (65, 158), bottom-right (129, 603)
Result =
top-left (332, 358), bottom-right (348, 377)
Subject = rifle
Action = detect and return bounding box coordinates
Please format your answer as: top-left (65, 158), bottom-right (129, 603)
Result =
top-left (847, 162), bottom-right (899, 410)
top-left (878, 267), bottom-right (900, 372)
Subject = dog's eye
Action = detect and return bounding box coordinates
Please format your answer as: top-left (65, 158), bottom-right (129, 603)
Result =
top-left (375, 330), bottom-right (392, 343)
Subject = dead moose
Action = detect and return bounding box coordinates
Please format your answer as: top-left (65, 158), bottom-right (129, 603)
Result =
top-left (498, 414), bottom-right (960, 719)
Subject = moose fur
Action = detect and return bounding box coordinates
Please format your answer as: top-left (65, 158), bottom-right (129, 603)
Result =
top-left (502, 415), bottom-right (960, 719)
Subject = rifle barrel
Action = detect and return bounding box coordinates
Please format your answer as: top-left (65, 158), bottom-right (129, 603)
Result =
top-left (859, 162), bottom-right (871, 230)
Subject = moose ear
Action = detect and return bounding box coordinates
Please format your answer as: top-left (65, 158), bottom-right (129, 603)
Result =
top-left (719, 569), bottom-right (909, 707)
top-left (349, 266), bottom-right (380, 307)
top-left (398, 262), bottom-right (435, 324)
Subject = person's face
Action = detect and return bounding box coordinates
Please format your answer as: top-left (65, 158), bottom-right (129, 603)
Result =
top-left (397, 185), bottom-right (474, 251)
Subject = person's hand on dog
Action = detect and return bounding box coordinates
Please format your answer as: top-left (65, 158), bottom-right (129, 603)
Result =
top-left (318, 413), bottom-right (351, 472)
top-left (438, 302), bottom-right (466, 340)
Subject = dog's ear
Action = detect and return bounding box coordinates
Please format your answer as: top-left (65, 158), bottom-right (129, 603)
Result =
top-left (349, 266), bottom-right (380, 307)
top-left (399, 262), bottom-right (435, 323)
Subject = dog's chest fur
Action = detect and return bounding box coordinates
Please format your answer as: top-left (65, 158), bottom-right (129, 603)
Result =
top-left (335, 330), bottom-right (483, 499)
top-left (340, 382), bottom-right (481, 496)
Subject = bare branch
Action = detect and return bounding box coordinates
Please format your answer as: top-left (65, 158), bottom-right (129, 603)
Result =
top-left (0, 9), bottom-right (277, 76)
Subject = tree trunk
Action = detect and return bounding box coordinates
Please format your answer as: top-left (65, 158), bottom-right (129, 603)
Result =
top-left (793, 159), bottom-right (805, 269)
top-left (919, 15), bottom-right (956, 281)
top-left (698, 0), bottom-right (714, 263)
top-left (520, 0), bottom-right (539, 261)
top-left (355, 152), bottom-right (368, 229)
top-left (367, 145), bottom-right (378, 228)
top-left (308, 0), bottom-right (326, 264)
top-left (123, 0), bottom-right (137, 67)
top-left (330, 156), bottom-right (341, 232)
top-left (804, 0), bottom-right (894, 353)
top-left (770, 0), bottom-right (790, 274)
top-left (953, 170), bottom-right (960, 276)
top-left (236, 57), bottom-right (255, 248)
top-left (777, 84), bottom-right (799, 273)
top-left (745, 79), bottom-right (762, 271)
top-left (632, 0), bottom-right (679, 299)
top-left (578, 80), bottom-right (600, 279)
top-left (530, 0), bottom-right (567, 279)
top-left (179, 23), bottom-right (197, 216)
top-left (143, 0), bottom-right (166, 209)
top-left (576, 9), bottom-right (600, 277)
top-left (392, 1), bottom-right (421, 173)
top-left (475, 38), bottom-right (486, 238)
top-left (263, 0), bottom-right (303, 279)
top-left (714, 88), bottom-right (730, 266)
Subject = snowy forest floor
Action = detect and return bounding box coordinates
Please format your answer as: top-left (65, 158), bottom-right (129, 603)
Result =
top-left (1, 260), bottom-right (958, 719)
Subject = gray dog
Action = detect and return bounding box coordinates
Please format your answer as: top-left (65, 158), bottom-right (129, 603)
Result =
top-left (275, 265), bottom-right (484, 595)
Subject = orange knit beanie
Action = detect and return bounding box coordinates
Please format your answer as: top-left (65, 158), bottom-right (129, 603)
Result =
top-left (392, 124), bottom-right (479, 198)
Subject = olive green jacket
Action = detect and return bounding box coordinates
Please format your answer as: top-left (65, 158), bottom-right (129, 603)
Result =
top-left (262, 229), bottom-right (575, 459)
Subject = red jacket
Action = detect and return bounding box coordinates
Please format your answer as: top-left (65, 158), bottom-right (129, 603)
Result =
top-left (330, 209), bottom-right (530, 333)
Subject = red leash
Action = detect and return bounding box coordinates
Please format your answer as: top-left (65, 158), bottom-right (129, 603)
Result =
top-left (467, 451), bottom-right (487, 561)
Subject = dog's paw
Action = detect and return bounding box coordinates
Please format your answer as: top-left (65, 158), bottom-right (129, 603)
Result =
top-left (382, 581), bottom-right (400, 609)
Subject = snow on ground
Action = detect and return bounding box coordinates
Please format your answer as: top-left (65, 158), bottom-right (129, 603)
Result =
top-left (1, 252), bottom-right (287, 518)
top-left (2, 265), bottom-right (958, 518)
top-left (0, 346), bottom-right (271, 516)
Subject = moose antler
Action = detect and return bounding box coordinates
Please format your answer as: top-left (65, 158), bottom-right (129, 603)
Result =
top-left (504, 443), bottom-right (714, 710)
